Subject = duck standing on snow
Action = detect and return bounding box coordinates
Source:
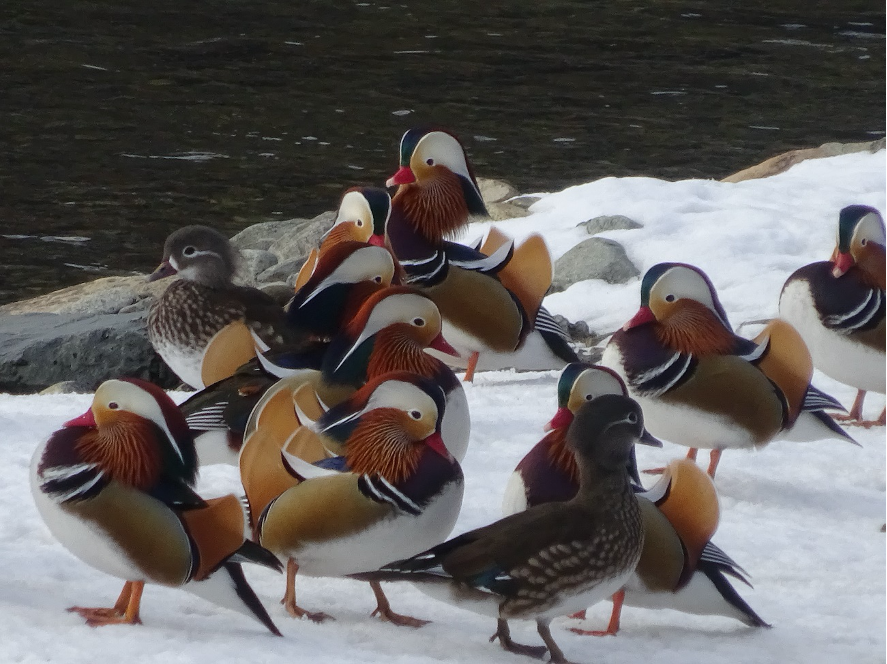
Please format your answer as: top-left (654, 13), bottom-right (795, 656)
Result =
top-left (197, 285), bottom-right (467, 468)
top-left (147, 225), bottom-right (304, 390)
top-left (502, 363), bottom-right (766, 635)
top-left (179, 242), bottom-right (396, 466)
top-left (386, 127), bottom-right (576, 380)
top-left (242, 373), bottom-right (464, 627)
top-left (779, 204), bottom-right (885, 427)
top-left (30, 378), bottom-right (282, 634)
top-left (602, 262), bottom-right (856, 478)
top-left (356, 395), bottom-right (647, 664)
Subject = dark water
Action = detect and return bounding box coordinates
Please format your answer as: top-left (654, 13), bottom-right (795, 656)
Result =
top-left (1, 1), bottom-right (884, 305)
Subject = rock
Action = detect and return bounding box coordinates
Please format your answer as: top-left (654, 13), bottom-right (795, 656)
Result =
top-left (509, 195), bottom-right (542, 210)
top-left (477, 177), bottom-right (530, 221)
top-left (722, 138), bottom-right (886, 183)
top-left (39, 381), bottom-right (90, 395)
top-left (237, 249), bottom-right (278, 286)
top-left (551, 238), bottom-right (640, 293)
top-left (477, 177), bottom-right (519, 204)
top-left (583, 214), bottom-right (643, 235)
top-left (0, 275), bottom-right (169, 319)
top-left (265, 211), bottom-right (336, 264)
top-left (258, 258), bottom-right (303, 286)
top-left (0, 311), bottom-right (179, 394)
top-left (486, 201), bottom-right (530, 221)
top-left (229, 219), bottom-right (306, 251)
top-left (259, 282), bottom-right (296, 307)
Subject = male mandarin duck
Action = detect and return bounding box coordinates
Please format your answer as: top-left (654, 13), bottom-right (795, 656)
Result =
top-left (284, 241), bottom-right (397, 341)
top-left (502, 363), bottom-right (658, 513)
top-left (241, 373), bottom-right (464, 627)
top-left (386, 126), bottom-right (577, 380)
top-left (501, 365), bottom-right (767, 636)
top-left (30, 378), bottom-right (282, 634)
top-left (147, 225), bottom-right (305, 390)
top-left (190, 286), bottom-right (468, 466)
top-left (780, 205), bottom-right (885, 427)
top-left (180, 242), bottom-right (397, 466)
top-left (601, 262), bottom-right (856, 478)
top-left (293, 187), bottom-right (393, 290)
top-left (355, 395), bottom-right (647, 664)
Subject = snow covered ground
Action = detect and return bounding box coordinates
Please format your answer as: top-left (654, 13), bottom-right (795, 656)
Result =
top-left (1, 151), bottom-right (884, 663)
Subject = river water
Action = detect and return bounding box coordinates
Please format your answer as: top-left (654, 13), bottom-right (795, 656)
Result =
top-left (1, 1), bottom-right (884, 304)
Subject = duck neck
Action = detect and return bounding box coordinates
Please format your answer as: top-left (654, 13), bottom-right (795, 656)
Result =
top-left (573, 463), bottom-right (633, 508)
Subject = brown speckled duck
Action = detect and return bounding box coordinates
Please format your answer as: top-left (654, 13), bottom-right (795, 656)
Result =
top-left (147, 225), bottom-right (303, 389)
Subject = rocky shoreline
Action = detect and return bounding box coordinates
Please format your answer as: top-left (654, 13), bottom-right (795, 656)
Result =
top-left (1, 139), bottom-right (882, 394)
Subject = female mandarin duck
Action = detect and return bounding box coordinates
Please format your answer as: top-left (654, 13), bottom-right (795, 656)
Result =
top-left (189, 286), bottom-right (467, 466)
top-left (601, 262), bottom-right (856, 478)
top-left (241, 373), bottom-right (464, 627)
top-left (502, 363), bottom-right (657, 513)
top-left (386, 127), bottom-right (576, 380)
top-left (147, 225), bottom-right (305, 390)
top-left (293, 187), bottom-right (393, 290)
top-left (30, 378), bottom-right (282, 634)
top-left (179, 242), bottom-right (396, 466)
top-left (780, 205), bottom-right (885, 427)
top-left (356, 395), bottom-right (647, 664)
top-left (502, 364), bottom-right (768, 636)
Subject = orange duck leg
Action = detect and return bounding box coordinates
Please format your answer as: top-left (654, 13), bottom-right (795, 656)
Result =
top-left (68, 580), bottom-right (144, 627)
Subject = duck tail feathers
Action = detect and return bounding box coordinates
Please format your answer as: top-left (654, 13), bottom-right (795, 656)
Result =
top-left (186, 563), bottom-right (282, 635)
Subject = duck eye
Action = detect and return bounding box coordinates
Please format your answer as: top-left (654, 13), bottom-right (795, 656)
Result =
top-left (409, 410), bottom-right (422, 420)
top-left (356, 219), bottom-right (364, 227)
top-left (861, 238), bottom-right (867, 246)
top-left (585, 394), bottom-right (594, 401)
top-left (413, 317), bottom-right (425, 327)
top-left (626, 412), bottom-right (638, 423)
top-left (183, 246), bottom-right (197, 257)
top-left (373, 275), bottom-right (383, 284)
top-left (426, 158), bottom-right (434, 166)
top-left (107, 402), bottom-right (119, 410)
top-left (665, 294), bottom-right (676, 302)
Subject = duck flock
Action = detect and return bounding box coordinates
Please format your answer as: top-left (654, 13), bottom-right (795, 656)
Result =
top-left (23, 128), bottom-right (885, 664)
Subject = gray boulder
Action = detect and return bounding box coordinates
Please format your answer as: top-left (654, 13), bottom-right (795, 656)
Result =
top-left (0, 311), bottom-right (179, 394)
top-left (477, 177), bottom-right (531, 221)
top-left (229, 219), bottom-right (305, 252)
top-left (237, 249), bottom-right (279, 286)
top-left (0, 275), bottom-right (167, 319)
top-left (551, 238), bottom-right (640, 293)
top-left (583, 214), bottom-right (643, 235)
top-left (265, 211), bottom-right (336, 265)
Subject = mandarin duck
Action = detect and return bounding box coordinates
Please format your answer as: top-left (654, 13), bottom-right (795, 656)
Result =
top-left (194, 286), bottom-right (468, 466)
top-left (30, 378), bottom-right (282, 634)
top-left (501, 365), bottom-right (767, 635)
top-left (241, 373), bottom-right (464, 627)
top-left (180, 242), bottom-right (396, 466)
top-left (147, 225), bottom-right (307, 390)
top-left (601, 262), bottom-right (856, 478)
top-left (386, 127), bottom-right (577, 380)
top-left (294, 187), bottom-right (392, 289)
top-left (356, 395), bottom-right (647, 664)
top-left (502, 363), bottom-right (660, 513)
top-left (284, 241), bottom-right (397, 340)
top-left (779, 205), bottom-right (885, 427)
top-left (263, 286), bottom-right (470, 461)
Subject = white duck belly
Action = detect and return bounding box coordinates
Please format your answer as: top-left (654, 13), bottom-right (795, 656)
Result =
top-left (285, 480), bottom-right (464, 578)
top-left (780, 280), bottom-right (885, 393)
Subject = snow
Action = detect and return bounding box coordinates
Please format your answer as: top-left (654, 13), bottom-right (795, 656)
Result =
top-left (2, 151), bottom-right (885, 663)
